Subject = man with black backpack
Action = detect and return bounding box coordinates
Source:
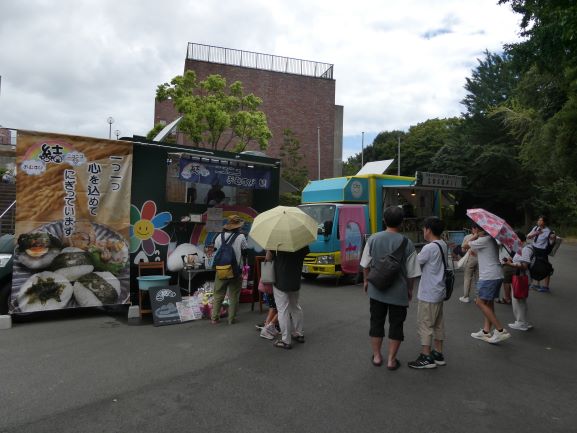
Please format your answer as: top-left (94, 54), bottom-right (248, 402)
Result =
top-left (360, 206), bottom-right (421, 371)
top-left (211, 215), bottom-right (247, 325)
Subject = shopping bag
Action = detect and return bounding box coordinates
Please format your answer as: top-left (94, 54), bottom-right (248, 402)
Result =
top-left (258, 280), bottom-right (274, 294)
top-left (512, 274), bottom-right (529, 299)
top-left (260, 261), bottom-right (275, 284)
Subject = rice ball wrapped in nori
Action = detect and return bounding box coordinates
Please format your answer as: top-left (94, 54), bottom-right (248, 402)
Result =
top-left (16, 232), bottom-right (62, 270)
top-left (51, 247), bottom-right (94, 281)
top-left (73, 272), bottom-right (121, 306)
top-left (17, 271), bottom-right (73, 312)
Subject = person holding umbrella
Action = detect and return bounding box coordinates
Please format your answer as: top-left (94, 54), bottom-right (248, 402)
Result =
top-left (249, 206), bottom-right (317, 350)
top-left (463, 222), bottom-right (511, 344)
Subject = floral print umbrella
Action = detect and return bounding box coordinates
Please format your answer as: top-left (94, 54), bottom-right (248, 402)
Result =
top-left (466, 208), bottom-right (522, 256)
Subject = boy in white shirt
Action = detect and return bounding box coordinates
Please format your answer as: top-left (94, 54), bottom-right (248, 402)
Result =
top-left (408, 217), bottom-right (448, 369)
top-left (463, 223), bottom-right (511, 344)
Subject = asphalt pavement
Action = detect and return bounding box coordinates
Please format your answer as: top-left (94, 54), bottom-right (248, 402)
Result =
top-left (1, 244), bottom-right (576, 433)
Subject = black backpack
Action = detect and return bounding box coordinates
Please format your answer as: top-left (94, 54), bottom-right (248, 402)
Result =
top-left (367, 237), bottom-right (408, 291)
top-left (213, 232), bottom-right (240, 279)
top-left (528, 246), bottom-right (553, 281)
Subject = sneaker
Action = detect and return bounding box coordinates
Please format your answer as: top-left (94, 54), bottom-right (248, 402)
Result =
top-left (266, 323), bottom-right (279, 337)
top-left (538, 286), bottom-right (550, 293)
top-left (408, 353), bottom-right (437, 369)
top-left (488, 328), bottom-right (511, 344)
top-left (255, 322), bottom-right (265, 330)
top-left (508, 321), bottom-right (529, 331)
top-left (431, 350), bottom-right (446, 366)
top-left (259, 327), bottom-right (276, 340)
top-left (459, 296), bottom-right (470, 303)
top-left (471, 329), bottom-right (492, 341)
top-left (530, 284), bottom-right (540, 291)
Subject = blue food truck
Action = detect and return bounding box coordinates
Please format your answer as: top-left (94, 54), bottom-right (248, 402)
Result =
top-left (298, 171), bottom-right (464, 280)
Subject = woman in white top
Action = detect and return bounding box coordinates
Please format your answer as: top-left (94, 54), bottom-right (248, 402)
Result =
top-left (463, 223), bottom-right (511, 344)
top-left (526, 215), bottom-right (552, 292)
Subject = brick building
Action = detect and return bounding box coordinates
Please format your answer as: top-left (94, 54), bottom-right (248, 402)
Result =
top-left (154, 43), bottom-right (343, 180)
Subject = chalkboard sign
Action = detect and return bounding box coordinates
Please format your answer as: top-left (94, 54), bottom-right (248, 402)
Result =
top-left (148, 285), bottom-right (182, 326)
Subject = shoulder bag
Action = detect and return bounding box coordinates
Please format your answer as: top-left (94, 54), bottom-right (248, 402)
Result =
top-left (434, 242), bottom-right (455, 301)
top-left (456, 250), bottom-right (470, 269)
top-left (367, 237), bottom-right (408, 291)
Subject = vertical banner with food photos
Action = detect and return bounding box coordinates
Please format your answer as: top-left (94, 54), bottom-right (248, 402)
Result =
top-left (10, 131), bottom-right (133, 313)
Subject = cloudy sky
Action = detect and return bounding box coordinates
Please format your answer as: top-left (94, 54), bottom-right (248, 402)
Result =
top-left (0, 0), bottom-right (522, 159)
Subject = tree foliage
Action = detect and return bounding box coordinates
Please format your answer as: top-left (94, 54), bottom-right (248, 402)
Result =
top-left (155, 71), bottom-right (272, 152)
top-left (278, 129), bottom-right (309, 206)
top-left (279, 129), bottom-right (309, 190)
top-left (343, 1), bottom-right (577, 227)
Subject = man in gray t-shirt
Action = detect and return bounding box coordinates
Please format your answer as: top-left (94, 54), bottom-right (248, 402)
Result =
top-left (360, 206), bottom-right (421, 370)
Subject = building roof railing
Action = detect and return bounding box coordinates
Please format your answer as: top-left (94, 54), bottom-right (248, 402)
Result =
top-left (186, 43), bottom-right (334, 80)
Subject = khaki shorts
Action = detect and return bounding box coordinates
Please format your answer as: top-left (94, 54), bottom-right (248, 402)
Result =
top-left (417, 300), bottom-right (444, 346)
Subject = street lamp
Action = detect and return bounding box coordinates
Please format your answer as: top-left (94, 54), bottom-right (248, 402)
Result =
top-left (107, 117), bottom-right (114, 139)
top-left (114, 129), bottom-right (120, 140)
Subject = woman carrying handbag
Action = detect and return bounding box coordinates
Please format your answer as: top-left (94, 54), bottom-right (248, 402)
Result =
top-left (501, 232), bottom-right (533, 331)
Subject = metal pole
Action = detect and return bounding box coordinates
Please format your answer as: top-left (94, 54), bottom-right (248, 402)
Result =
top-left (361, 131), bottom-right (365, 168)
top-left (397, 136), bottom-right (401, 176)
top-left (317, 126), bottom-right (321, 180)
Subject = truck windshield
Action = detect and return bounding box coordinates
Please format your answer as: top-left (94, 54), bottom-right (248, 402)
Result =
top-left (299, 204), bottom-right (336, 234)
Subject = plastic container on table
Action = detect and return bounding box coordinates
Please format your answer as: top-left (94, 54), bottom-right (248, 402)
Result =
top-left (137, 275), bottom-right (171, 291)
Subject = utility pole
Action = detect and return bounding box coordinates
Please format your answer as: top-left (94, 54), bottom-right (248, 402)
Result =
top-left (361, 131), bottom-right (364, 168)
top-left (317, 126), bottom-right (321, 180)
top-left (397, 135), bottom-right (401, 176)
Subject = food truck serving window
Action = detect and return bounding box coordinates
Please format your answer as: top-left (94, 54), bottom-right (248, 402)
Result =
top-left (165, 153), bottom-right (273, 207)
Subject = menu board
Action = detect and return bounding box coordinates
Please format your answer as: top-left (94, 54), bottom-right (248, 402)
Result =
top-left (148, 285), bottom-right (182, 326)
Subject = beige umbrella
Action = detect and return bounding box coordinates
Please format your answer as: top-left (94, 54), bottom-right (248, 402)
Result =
top-left (249, 206), bottom-right (317, 252)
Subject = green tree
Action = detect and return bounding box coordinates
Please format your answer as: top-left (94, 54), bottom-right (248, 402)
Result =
top-left (146, 122), bottom-right (176, 143)
top-left (493, 1), bottom-right (577, 223)
top-left (279, 129), bottom-right (308, 190)
top-left (278, 129), bottom-right (309, 206)
top-left (155, 71), bottom-right (272, 152)
top-left (400, 118), bottom-right (462, 176)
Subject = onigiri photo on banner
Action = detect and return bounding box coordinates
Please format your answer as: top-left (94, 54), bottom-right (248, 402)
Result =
top-left (10, 131), bottom-right (133, 313)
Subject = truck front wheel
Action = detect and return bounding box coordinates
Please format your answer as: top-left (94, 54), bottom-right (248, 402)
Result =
top-left (0, 276), bottom-right (11, 315)
top-left (302, 273), bottom-right (318, 281)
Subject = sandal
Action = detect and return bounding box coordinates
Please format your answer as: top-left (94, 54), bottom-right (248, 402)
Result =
top-left (274, 340), bottom-right (292, 350)
top-left (371, 355), bottom-right (383, 367)
top-left (387, 359), bottom-right (401, 371)
top-left (292, 335), bottom-right (305, 344)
